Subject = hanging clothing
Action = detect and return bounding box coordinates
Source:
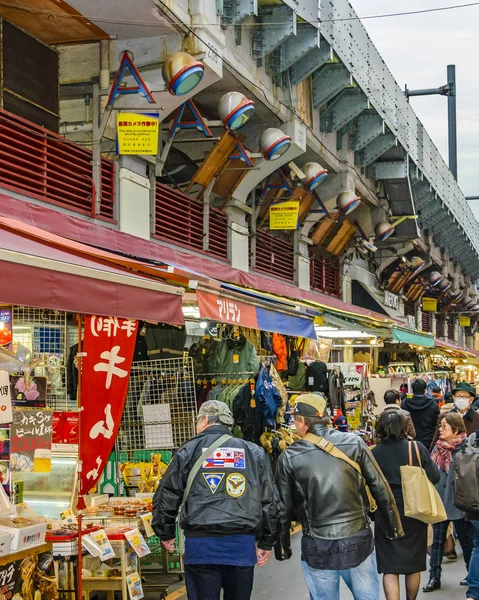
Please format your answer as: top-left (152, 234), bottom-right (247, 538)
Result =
top-left (270, 364), bottom-right (288, 422)
top-left (145, 323), bottom-right (186, 360)
top-left (272, 334), bottom-right (287, 372)
top-left (208, 336), bottom-right (259, 374)
top-left (256, 367), bottom-right (282, 428)
top-left (233, 380), bottom-right (263, 445)
top-left (189, 337), bottom-right (218, 375)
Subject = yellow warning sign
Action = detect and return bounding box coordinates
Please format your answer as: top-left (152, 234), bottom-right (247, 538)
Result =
top-left (459, 316), bottom-right (471, 327)
top-left (422, 297), bottom-right (437, 312)
top-left (117, 113), bottom-right (159, 155)
top-left (269, 201), bottom-right (300, 230)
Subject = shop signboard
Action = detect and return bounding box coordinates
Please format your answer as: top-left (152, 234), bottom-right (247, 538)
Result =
top-left (197, 290), bottom-right (259, 329)
top-left (384, 291), bottom-right (399, 310)
top-left (0, 307), bottom-right (12, 349)
top-left (117, 113), bottom-right (159, 155)
top-left (422, 297), bottom-right (437, 312)
top-left (79, 316), bottom-right (138, 505)
top-left (459, 316), bottom-right (471, 327)
top-left (10, 408), bottom-right (52, 472)
top-left (269, 201), bottom-right (300, 230)
top-left (0, 372), bottom-right (12, 425)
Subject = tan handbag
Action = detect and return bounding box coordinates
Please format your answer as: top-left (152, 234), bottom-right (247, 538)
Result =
top-left (304, 433), bottom-right (377, 513)
top-left (400, 441), bottom-right (447, 525)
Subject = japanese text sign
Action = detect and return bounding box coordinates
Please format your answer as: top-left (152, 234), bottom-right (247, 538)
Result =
top-left (422, 297), bottom-right (437, 312)
top-left (79, 316), bottom-right (138, 503)
top-left (0, 372), bottom-right (12, 425)
top-left (459, 316), bottom-right (471, 327)
top-left (269, 201), bottom-right (300, 230)
top-left (117, 113), bottom-right (159, 155)
top-left (197, 290), bottom-right (258, 329)
top-left (11, 408), bottom-right (53, 472)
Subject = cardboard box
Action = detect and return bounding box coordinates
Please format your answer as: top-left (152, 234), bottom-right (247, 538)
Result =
top-left (0, 520), bottom-right (46, 551)
top-left (0, 531), bottom-right (11, 556)
top-left (63, 412), bottom-right (79, 444)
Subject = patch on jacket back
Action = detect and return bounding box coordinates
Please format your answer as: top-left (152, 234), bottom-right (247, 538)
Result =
top-left (226, 473), bottom-right (246, 497)
top-left (203, 448), bottom-right (245, 469)
top-left (203, 473), bottom-right (225, 494)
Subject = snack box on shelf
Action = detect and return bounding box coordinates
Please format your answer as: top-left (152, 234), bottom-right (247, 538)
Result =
top-left (0, 532), bottom-right (11, 556)
top-left (0, 518), bottom-right (46, 551)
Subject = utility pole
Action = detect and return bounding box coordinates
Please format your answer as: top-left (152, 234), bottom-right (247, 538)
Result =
top-left (405, 65), bottom-right (457, 180)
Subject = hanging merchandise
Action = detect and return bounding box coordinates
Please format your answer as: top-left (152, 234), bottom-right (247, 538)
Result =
top-left (189, 335), bottom-right (218, 375)
top-left (144, 323), bottom-right (186, 360)
top-left (79, 316), bottom-right (138, 507)
top-left (233, 376), bottom-right (263, 445)
top-left (288, 361), bottom-right (307, 391)
top-left (208, 333), bottom-right (260, 374)
top-left (269, 364), bottom-right (288, 422)
top-left (301, 338), bottom-right (321, 362)
top-left (328, 368), bottom-right (346, 413)
top-left (255, 366), bottom-right (282, 428)
top-left (287, 338), bottom-right (300, 376)
top-left (272, 333), bottom-right (287, 372)
top-left (306, 361), bottom-right (329, 394)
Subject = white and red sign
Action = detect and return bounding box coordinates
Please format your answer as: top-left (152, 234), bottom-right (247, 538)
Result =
top-left (79, 316), bottom-right (138, 504)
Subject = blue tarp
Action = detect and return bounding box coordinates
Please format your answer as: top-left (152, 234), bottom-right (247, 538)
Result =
top-left (256, 307), bottom-right (317, 340)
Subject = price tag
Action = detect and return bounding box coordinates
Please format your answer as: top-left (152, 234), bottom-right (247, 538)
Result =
top-left (233, 354), bottom-right (240, 364)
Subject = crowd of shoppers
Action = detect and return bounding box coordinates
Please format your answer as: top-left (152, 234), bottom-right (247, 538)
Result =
top-left (151, 379), bottom-right (479, 600)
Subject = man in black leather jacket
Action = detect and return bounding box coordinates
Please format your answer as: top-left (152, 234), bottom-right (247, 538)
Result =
top-left (152, 400), bottom-right (278, 600)
top-left (276, 394), bottom-right (403, 600)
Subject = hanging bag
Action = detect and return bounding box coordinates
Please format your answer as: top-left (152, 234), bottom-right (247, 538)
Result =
top-left (177, 434), bottom-right (231, 553)
top-left (454, 432), bottom-right (479, 512)
top-left (400, 441), bottom-right (447, 524)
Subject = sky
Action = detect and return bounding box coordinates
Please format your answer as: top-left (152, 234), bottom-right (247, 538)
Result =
top-left (351, 0), bottom-right (479, 217)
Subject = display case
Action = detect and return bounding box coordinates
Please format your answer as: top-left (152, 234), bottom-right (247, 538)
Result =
top-left (18, 445), bottom-right (77, 519)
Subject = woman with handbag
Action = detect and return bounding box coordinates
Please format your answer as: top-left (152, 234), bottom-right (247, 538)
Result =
top-left (423, 412), bottom-right (473, 592)
top-left (372, 411), bottom-right (439, 600)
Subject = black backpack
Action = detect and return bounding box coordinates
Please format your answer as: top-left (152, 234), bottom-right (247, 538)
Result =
top-left (306, 361), bottom-right (329, 394)
top-left (454, 433), bottom-right (479, 512)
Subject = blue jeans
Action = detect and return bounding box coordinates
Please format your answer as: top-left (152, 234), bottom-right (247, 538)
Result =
top-left (468, 520), bottom-right (479, 600)
top-left (301, 551), bottom-right (380, 600)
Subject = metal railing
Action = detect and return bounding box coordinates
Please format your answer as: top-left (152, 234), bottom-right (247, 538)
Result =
top-left (154, 183), bottom-right (228, 261)
top-left (310, 255), bottom-right (340, 297)
top-left (253, 229), bottom-right (295, 282)
top-left (0, 109), bottom-right (114, 220)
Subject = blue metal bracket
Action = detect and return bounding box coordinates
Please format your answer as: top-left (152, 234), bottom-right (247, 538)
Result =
top-left (229, 141), bottom-right (254, 167)
top-left (320, 88), bottom-right (369, 133)
top-left (268, 23), bottom-right (319, 73)
top-left (221, 0), bottom-right (258, 24)
top-left (168, 100), bottom-right (213, 140)
top-left (349, 113), bottom-right (385, 152)
top-left (260, 169), bottom-right (293, 196)
top-left (312, 63), bottom-right (353, 109)
top-left (253, 5), bottom-right (296, 59)
top-left (355, 133), bottom-right (397, 167)
top-left (290, 40), bottom-right (333, 86)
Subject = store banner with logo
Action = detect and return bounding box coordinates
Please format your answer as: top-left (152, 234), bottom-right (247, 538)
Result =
top-left (117, 112), bottom-right (159, 155)
top-left (197, 290), bottom-right (259, 329)
top-left (459, 316), bottom-right (471, 327)
top-left (422, 297), bottom-right (437, 312)
top-left (79, 316), bottom-right (138, 506)
top-left (269, 201), bottom-right (300, 230)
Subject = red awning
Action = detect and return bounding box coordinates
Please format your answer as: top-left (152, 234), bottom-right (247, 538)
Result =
top-left (0, 226), bottom-right (184, 323)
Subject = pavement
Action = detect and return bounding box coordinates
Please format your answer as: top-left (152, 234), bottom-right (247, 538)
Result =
top-left (160, 530), bottom-right (472, 599)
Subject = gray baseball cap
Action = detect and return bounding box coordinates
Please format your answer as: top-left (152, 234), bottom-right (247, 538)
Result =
top-left (198, 400), bottom-right (234, 426)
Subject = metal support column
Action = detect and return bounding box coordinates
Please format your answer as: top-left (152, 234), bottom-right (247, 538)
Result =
top-left (447, 64), bottom-right (457, 180)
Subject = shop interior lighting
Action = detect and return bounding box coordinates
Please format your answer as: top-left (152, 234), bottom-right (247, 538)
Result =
top-left (303, 162), bottom-right (328, 191)
top-left (337, 191), bottom-right (361, 216)
top-left (375, 220), bottom-right (395, 241)
top-left (199, 321), bottom-right (208, 329)
top-left (315, 326), bottom-right (339, 331)
top-left (429, 271), bottom-right (444, 287)
top-left (217, 91), bottom-right (255, 130)
top-left (345, 340), bottom-right (353, 345)
top-left (316, 329), bottom-right (375, 338)
top-left (408, 256), bottom-right (425, 274)
top-left (182, 306), bottom-right (200, 318)
top-left (162, 52), bottom-right (205, 96)
top-left (259, 128), bottom-right (292, 160)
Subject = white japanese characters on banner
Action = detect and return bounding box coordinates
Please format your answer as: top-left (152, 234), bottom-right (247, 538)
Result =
top-left (0, 370), bottom-right (12, 424)
top-left (79, 316), bottom-right (138, 506)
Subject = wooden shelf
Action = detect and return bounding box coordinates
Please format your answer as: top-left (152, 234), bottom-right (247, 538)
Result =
top-left (0, 542), bottom-right (51, 566)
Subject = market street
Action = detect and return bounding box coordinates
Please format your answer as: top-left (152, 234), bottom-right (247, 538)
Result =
top-left (163, 532), bottom-right (470, 599)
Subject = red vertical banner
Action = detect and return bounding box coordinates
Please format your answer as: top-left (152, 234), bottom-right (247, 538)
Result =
top-left (79, 316), bottom-right (138, 504)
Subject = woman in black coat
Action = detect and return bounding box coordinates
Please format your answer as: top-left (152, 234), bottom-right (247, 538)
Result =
top-left (372, 411), bottom-right (440, 600)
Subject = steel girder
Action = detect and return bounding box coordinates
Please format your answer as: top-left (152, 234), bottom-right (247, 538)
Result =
top-left (312, 63), bottom-right (353, 108)
top-left (253, 5), bottom-right (296, 58)
top-left (290, 41), bottom-right (333, 86)
top-left (372, 160), bottom-right (408, 180)
top-left (417, 199), bottom-right (441, 222)
top-left (268, 23), bottom-right (319, 73)
top-left (431, 217), bottom-right (458, 236)
top-left (320, 88), bottom-right (369, 133)
top-left (349, 113), bottom-right (385, 152)
top-left (424, 206), bottom-right (450, 229)
top-left (416, 191), bottom-right (436, 212)
top-left (355, 133), bottom-right (396, 167)
top-left (222, 0), bottom-right (258, 23)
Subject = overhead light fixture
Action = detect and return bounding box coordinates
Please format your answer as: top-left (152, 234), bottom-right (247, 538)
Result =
top-left (199, 321), bottom-right (208, 329)
top-left (303, 162), bottom-right (328, 191)
top-left (408, 256), bottom-right (425, 274)
top-left (449, 290), bottom-right (464, 302)
top-left (217, 91), bottom-right (255, 130)
top-left (317, 330), bottom-right (372, 339)
top-left (438, 278), bottom-right (452, 292)
top-left (337, 191), bottom-right (361, 216)
top-left (162, 52), bottom-right (205, 96)
top-left (345, 340), bottom-right (353, 345)
top-left (375, 220), bottom-right (395, 241)
top-left (429, 271), bottom-right (444, 287)
top-left (370, 338), bottom-right (378, 345)
top-left (259, 128), bottom-right (292, 160)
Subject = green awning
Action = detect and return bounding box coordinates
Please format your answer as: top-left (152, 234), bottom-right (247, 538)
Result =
top-left (392, 327), bottom-right (434, 347)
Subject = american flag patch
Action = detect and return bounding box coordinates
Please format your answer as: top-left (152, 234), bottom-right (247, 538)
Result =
top-left (203, 447), bottom-right (246, 469)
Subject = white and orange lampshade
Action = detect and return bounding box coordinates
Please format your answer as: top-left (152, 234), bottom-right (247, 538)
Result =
top-left (218, 92), bottom-right (255, 130)
top-left (337, 191), bottom-right (361, 216)
top-left (449, 290), bottom-right (464, 303)
top-left (408, 256), bottom-right (425, 274)
top-left (438, 278), bottom-right (452, 292)
top-left (162, 52), bottom-right (204, 96)
top-left (429, 271), bottom-right (444, 287)
top-left (259, 128), bottom-right (292, 160)
top-left (375, 220), bottom-right (394, 241)
top-left (303, 162), bottom-right (328, 191)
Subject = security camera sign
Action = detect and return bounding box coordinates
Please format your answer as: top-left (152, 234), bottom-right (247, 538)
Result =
top-left (117, 112), bottom-right (159, 155)
top-left (269, 201), bottom-right (300, 230)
